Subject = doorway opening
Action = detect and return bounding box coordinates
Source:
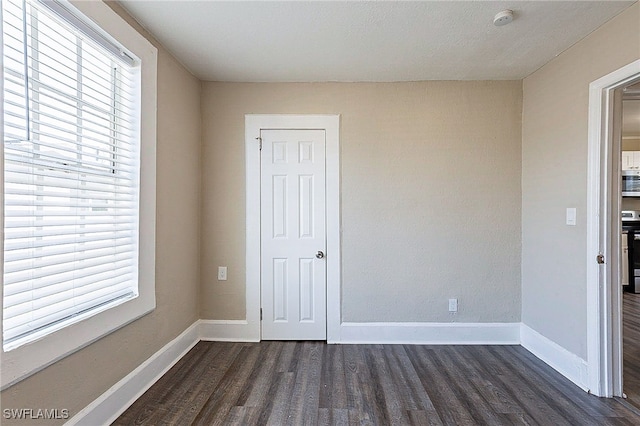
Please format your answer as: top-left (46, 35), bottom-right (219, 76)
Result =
top-left (586, 60), bottom-right (640, 398)
top-left (620, 81), bottom-right (640, 407)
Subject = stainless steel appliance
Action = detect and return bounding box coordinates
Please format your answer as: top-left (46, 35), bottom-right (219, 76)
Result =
top-left (622, 210), bottom-right (640, 293)
top-left (622, 170), bottom-right (640, 196)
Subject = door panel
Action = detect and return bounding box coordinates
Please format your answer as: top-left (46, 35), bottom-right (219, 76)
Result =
top-left (299, 258), bottom-right (314, 321)
top-left (261, 129), bottom-right (326, 340)
top-left (273, 258), bottom-right (288, 321)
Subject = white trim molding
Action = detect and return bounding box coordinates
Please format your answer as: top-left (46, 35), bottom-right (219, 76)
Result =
top-left (66, 322), bottom-right (200, 426)
top-left (245, 115), bottom-right (341, 342)
top-left (199, 320), bottom-right (258, 342)
top-left (521, 324), bottom-right (588, 392)
top-left (586, 59), bottom-right (640, 397)
top-left (336, 322), bottom-right (520, 345)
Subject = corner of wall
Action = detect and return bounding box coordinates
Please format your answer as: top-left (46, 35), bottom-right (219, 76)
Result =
top-left (197, 78), bottom-right (205, 320)
top-left (66, 321), bottom-right (201, 425)
top-left (520, 323), bottom-right (588, 391)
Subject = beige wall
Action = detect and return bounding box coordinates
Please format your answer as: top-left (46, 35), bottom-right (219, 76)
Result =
top-left (0, 3), bottom-right (202, 423)
top-left (622, 197), bottom-right (640, 211)
top-left (622, 139), bottom-right (640, 150)
top-left (522, 3), bottom-right (640, 358)
top-left (201, 81), bottom-right (522, 322)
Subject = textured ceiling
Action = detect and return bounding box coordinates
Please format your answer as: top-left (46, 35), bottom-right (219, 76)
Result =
top-left (119, 1), bottom-right (635, 82)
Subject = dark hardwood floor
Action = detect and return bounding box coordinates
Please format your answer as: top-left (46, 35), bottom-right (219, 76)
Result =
top-left (115, 340), bottom-right (640, 425)
top-left (624, 291), bottom-right (640, 409)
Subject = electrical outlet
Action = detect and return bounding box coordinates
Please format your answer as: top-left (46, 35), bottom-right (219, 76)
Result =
top-left (217, 266), bottom-right (227, 281)
top-left (448, 298), bottom-right (458, 313)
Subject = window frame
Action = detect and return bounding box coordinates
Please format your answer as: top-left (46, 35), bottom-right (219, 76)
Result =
top-left (0, 0), bottom-right (157, 390)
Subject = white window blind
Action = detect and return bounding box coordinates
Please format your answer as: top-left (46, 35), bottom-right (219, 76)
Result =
top-left (2, 0), bottom-right (141, 350)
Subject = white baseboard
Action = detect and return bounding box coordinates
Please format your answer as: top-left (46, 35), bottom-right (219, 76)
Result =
top-left (520, 323), bottom-right (588, 391)
top-left (336, 322), bottom-right (521, 344)
top-left (66, 321), bottom-right (200, 426)
top-left (199, 319), bottom-right (259, 342)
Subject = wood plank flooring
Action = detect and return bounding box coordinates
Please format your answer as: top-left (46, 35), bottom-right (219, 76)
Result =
top-left (115, 341), bottom-right (640, 425)
top-left (624, 291), bottom-right (640, 408)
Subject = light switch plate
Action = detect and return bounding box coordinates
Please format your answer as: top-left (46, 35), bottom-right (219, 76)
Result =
top-left (566, 208), bottom-right (576, 226)
top-left (217, 266), bottom-right (227, 281)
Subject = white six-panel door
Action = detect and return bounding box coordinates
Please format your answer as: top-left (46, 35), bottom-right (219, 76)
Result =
top-left (261, 129), bottom-right (327, 340)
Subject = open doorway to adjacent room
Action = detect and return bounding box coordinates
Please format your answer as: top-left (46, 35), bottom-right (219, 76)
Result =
top-left (620, 80), bottom-right (640, 408)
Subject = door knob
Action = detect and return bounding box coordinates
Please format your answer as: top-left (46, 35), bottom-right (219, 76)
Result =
top-left (316, 251), bottom-right (325, 259)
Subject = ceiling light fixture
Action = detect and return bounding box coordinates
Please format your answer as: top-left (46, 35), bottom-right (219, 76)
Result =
top-left (493, 9), bottom-right (514, 26)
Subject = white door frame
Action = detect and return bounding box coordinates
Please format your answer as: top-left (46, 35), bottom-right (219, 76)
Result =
top-left (587, 59), bottom-right (640, 397)
top-left (245, 115), bottom-right (341, 342)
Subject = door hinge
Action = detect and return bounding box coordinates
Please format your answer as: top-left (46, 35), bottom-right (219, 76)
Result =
top-left (260, 308), bottom-right (263, 321)
top-left (597, 254), bottom-right (605, 264)
top-left (256, 136), bottom-right (262, 150)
